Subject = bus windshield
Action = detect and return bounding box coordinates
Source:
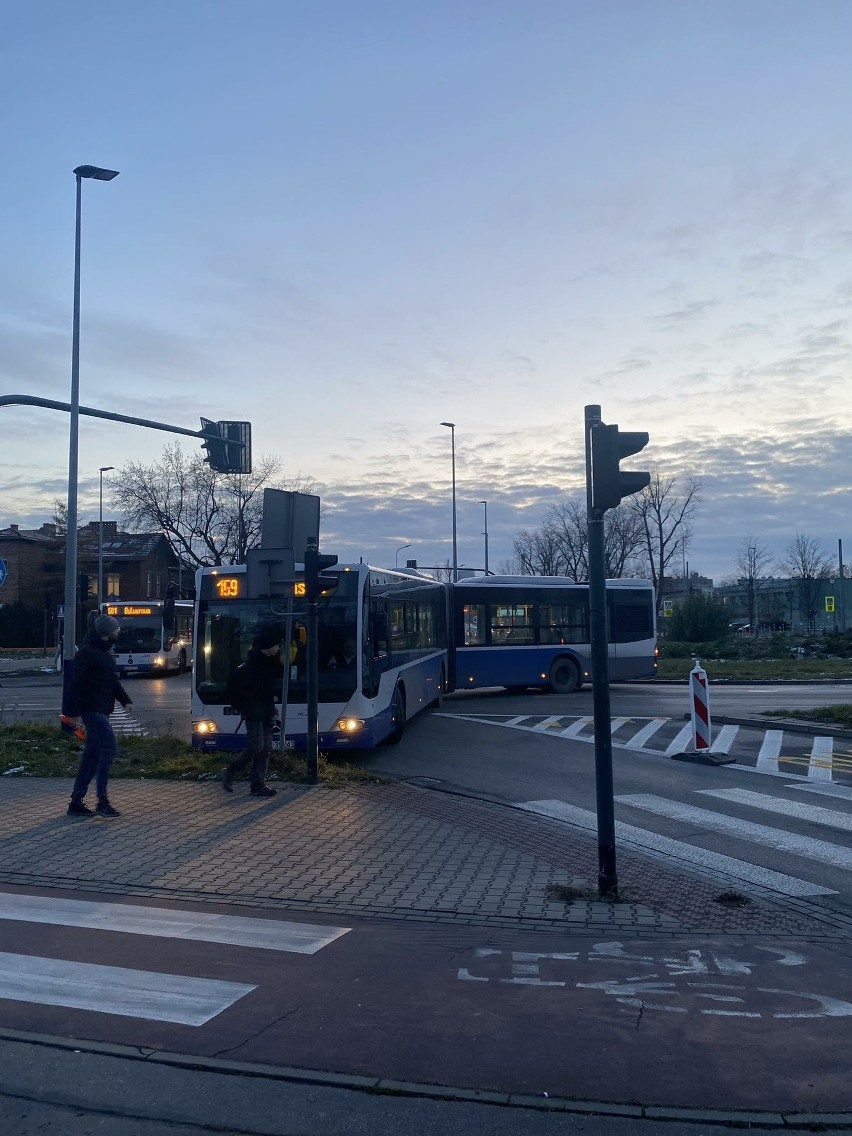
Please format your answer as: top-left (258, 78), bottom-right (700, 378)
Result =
top-left (195, 571), bottom-right (360, 705)
top-left (114, 618), bottom-right (163, 655)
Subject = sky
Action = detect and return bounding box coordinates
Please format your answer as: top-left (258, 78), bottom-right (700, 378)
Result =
top-left (3, 0), bottom-right (852, 584)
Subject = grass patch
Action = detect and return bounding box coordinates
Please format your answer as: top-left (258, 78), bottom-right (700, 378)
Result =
top-left (655, 658), bottom-right (852, 681)
top-left (762, 704), bottom-right (852, 729)
top-left (0, 723), bottom-right (383, 787)
top-left (714, 890), bottom-right (752, 908)
top-left (545, 882), bottom-right (636, 905)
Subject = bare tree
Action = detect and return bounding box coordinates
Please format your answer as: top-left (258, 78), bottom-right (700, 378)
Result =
top-left (735, 534), bottom-right (773, 633)
top-left (778, 533), bottom-right (834, 629)
top-left (629, 471), bottom-right (700, 615)
top-left (512, 522), bottom-right (567, 576)
top-left (111, 443), bottom-right (314, 569)
top-left (547, 499), bottom-right (646, 580)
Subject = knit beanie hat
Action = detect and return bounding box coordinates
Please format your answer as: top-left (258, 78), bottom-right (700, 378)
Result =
top-left (94, 614), bottom-right (120, 637)
top-left (253, 625), bottom-right (282, 650)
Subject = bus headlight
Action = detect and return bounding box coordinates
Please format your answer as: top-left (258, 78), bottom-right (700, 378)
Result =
top-left (153, 657), bottom-right (165, 667)
top-left (336, 718), bottom-right (365, 733)
top-left (193, 720), bottom-right (218, 734)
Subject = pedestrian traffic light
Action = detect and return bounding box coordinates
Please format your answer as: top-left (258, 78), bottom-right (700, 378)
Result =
top-left (589, 422), bottom-right (650, 512)
top-left (77, 573), bottom-right (92, 604)
top-left (200, 418), bottom-right (252, 474)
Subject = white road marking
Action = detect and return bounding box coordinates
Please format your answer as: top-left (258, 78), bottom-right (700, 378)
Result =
top-left (793, 782), bottom-right (852, 802)
top-left (697, 788), bottom-right (852, 833)
top-left (756, 730), bottom-right (783, 773)
top-left (533, 715), bottom-right (564, 733)
top-left (629, 718), bottom-right (668, 747)
top-left (559, 717), bottom-right (593, 738)
top-left (617, 794), bottom-right (852, 871)
top-left (709, 724), bottom-right (738, 754)
top-left (665, 725), bottom-right (693, 755)
top-left (808, 736), bottom-right (834, 782)
top-left (0, 894), bottom-right (350, 953)
top-left (0, 952), bottom-right (254, 1025)
top-left (518, 800), bottom-right (834, 897)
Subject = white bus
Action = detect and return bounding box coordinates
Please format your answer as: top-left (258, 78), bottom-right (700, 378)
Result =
top-left (450, 576), bottom-right (657, 693)
top-left (191, 562), bottom-right (448, 753)
top-left (100, 599), bottom-right (194, 676)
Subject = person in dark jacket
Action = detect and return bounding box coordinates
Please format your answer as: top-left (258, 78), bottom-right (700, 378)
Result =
top-left (66, 614), bottom-right (133, 819)
top-left (222, 626), bottom-right (284, 798)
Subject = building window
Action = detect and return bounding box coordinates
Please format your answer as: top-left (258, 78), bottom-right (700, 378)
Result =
top-left (146, 572), bottom-right (154, 598)
top-left (106, 574), bottom-right (120, 598)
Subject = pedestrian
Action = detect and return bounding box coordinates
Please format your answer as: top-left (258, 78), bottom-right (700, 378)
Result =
top-left (65, 614), bottom-right (133, 819)
top-left (222, 625), bottom-right (284, 798)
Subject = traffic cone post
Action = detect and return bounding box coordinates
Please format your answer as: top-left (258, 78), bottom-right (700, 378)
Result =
top-left (672, 658), bottom-right (735, 765)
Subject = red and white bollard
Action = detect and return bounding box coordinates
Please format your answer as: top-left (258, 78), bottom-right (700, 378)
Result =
top-left (689, 659), bottom-right (711, 751)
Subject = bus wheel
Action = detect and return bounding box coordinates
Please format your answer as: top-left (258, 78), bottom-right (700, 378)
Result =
top-left (387, 686), bottom-right (406, 744)
top-left (549, 657), bottom-right (580, 694)
top-left (430, 666), bottom-right (445, 709)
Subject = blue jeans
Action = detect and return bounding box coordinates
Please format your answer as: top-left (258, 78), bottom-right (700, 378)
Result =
top-left (70, 712), bottom-right (117, 804)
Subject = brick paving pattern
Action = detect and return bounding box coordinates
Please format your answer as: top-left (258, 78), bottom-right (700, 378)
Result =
top-left (0, 777), bottom-right (843, 937)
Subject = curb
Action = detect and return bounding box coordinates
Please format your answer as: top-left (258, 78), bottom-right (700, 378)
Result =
top-left (1, 1027), bottom-right (850, 1129)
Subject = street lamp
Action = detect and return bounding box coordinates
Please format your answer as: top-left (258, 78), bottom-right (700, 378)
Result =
top-left (62, 164), bottom-right (119, 667)
top-left (98, 466), bottom-right (114, 605)
top-left (440, 421), bottom-right (457, 582)
top-left (480, 500), bottom-right (489, 575)
top-left (395, 543), bottom-right (412, 569)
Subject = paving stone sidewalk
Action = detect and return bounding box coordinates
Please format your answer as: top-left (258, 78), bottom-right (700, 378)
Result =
top-left (0, 777), bottom-right (845, 937)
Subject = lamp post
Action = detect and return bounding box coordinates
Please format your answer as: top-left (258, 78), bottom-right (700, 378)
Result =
top-left (480, 500), bottom-right (489, 575)
top-left (63, 164), bottom-right (119, 667)
top-left (440, 421), bottom-right (457, 582)
top-left (395, 543), bottom-right (412, 569)
top-left (98, 466), bottom-right (114, 605)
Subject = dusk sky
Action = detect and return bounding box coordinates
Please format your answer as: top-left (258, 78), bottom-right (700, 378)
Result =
top-left (3, 1), bottom-right (852, 583)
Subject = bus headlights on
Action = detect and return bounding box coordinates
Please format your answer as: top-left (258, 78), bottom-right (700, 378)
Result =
top-left (153, 657), bottom-right (166, 667)
top-left (193, 720), bottom-right (218, 735)
top-left (336, 718), bottom-right (365, 734)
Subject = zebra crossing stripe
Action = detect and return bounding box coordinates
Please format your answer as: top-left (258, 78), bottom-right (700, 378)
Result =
top-left (628, 718), bottom-right (667, 748)
top-left (533, 716), bottom-right (564, 733)
top-left (616, 794), bottom-right (852, 871)
top-left (518, 799), bottom-right (834, 897)
top-left (794, 782), bottom-right (852, 802)
top-left (709, 724), bottom-right (739, 754)
top-left (0, 951), bottom-right (254, 1025)
top-left (809, 737), bottom-right (834, 782)
top-left (756, 730), bottom-right (783, 773)
top-left (559, 717), bottom-right (593, 738)
top-left (698, 788), bottom-right (852, 833)
top-left (0, 894), bottom-right (351, 953)
top-left (665, 724), bottom-right (693, 755)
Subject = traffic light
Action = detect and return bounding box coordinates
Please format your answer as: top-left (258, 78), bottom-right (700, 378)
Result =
top-left (200, 418), bottom-right (252, 473)
top-left (163, 581), bottom-right (177, 629)
top-left (77, 573), bottom-right (92, 605)
top-left (590, 422), bottom-right (650, 512)
top-left (304, 548), bottom-right (339, 601)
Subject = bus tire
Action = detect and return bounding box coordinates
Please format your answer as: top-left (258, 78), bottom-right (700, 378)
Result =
top-left (549, 657), bottom-right (580, 694)
top-left (386, 686), bottom-right (406, 744)
top-left (430, 666), bottom-right (445, 709)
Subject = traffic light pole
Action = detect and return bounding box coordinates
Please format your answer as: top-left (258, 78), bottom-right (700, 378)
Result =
top-left (304, 539), bottom-right (320, 786)
top-left (585, 404), bottom-right (619, 899)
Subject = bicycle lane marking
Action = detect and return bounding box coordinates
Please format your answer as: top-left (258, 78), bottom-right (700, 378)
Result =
top-left (457, 940), bottom-right (852, 1020)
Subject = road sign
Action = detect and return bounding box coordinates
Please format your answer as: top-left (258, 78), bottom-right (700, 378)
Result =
top-left (825, 596), bottom-right (835, 613)
top-left (57, 604), bottom-right (64, 620)
top-left (0, 558), bottom-right (6, 587)
top-left (663, 599), bottom-right (673, 617)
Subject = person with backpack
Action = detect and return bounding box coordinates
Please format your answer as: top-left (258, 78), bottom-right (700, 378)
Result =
top-left (222, 625), bottom-right (284, 798)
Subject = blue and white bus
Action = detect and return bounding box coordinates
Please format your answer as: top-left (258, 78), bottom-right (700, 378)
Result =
top-left (191, 562), bottom-right (448, 753)
top-left (450, 575), bottom-right (657, 693)
top-left (101, 599), bottom-right (194, 676)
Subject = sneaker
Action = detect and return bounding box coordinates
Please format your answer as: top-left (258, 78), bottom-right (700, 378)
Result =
top-left (67, 800), bottom-right (95, 817)
top-left (250, 785), bottom-right (277, 798)
top-left (95, 800), bottom-right (121, 819)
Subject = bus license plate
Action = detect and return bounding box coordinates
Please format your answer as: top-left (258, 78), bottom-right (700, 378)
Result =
top-left (272, 739), bottom-right (294, 751)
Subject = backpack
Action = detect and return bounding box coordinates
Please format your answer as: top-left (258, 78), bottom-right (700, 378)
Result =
top-left (226, 663), bottom-right (248, 716)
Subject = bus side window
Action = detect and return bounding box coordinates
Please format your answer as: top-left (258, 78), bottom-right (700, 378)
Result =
top-left (462, 604), bottom-right (485, 646)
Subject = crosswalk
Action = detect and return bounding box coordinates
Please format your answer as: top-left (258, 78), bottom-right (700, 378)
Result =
top-left (441, 711), bottom-right (852, 784)
top-left (0, 893), bottom-right (350, 1026)
top-left (521, 778), bottom-right (852, 902)
top-left (0, 697), bottom-right (148, 736)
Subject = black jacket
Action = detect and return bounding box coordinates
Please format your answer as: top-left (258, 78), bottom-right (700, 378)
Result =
top-left (67, 634), bottom-right (131, 716)
top-left (235, 648), bottom-right (284, 721)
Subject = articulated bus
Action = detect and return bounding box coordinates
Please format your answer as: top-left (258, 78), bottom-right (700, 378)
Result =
top-left (450, 575), bottom-right (657, 693)
top-left (191, 563), bottom-right (448, 753)
top-left (100, 599), bottom-right (194, 676)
